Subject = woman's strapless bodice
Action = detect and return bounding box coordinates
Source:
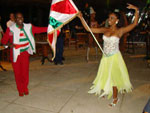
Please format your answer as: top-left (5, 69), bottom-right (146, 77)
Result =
top-left (103, 35), bottom-right (120, 56)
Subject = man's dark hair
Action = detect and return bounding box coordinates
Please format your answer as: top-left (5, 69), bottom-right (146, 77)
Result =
top-left (15, 12), bottom-right (23, 19)
top-left (113, 12), bottom-right (121, 20)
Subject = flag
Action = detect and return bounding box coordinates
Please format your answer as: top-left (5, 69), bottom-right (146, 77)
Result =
top-left (47, 0), bottom-right (79, 60)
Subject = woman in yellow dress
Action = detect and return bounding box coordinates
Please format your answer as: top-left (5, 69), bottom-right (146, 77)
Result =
top-left (77, 4), bottom-right (139, 106)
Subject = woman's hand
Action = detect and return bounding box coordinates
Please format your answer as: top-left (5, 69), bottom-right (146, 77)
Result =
top-left (120, 3), bottom-right (139, 36)
top-left (127, 3), bottom-right (138, 11)
top-left (77, 11), bottom-right (83, 19)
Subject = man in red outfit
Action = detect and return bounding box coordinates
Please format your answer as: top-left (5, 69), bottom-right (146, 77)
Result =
top-left (1, 12), bottom-right (47, 96)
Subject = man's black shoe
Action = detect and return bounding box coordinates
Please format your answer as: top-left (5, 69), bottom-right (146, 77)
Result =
top-left (62, 57), bottom-right (65, 61)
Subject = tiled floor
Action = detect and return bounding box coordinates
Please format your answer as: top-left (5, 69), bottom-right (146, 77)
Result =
top-left (0, 48), bottom-right (149, 113)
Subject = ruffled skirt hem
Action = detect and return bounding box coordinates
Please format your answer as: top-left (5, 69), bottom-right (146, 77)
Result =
top-left (88, 52), bottom-right (132, 99)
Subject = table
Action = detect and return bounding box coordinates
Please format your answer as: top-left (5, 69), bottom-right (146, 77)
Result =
top-left (0, 46), bottom-right (7, 71)
top-left (36, 41), bottom-right (52, 65)
top-left (76, 33), bottom-right (88, 48)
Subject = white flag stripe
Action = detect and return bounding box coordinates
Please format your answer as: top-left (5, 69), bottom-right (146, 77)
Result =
top-left (47, 24), bottom-right (54, 33)
top-left (50, 11), bottom-right (76, 23)
top-left (52, 0), bottom-right (64, 5)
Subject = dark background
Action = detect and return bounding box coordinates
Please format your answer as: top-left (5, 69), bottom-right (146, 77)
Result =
top-left (0, 0), bottom-right (147, 31)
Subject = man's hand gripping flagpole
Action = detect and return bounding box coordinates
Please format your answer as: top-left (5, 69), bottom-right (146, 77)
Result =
top-left (79, 15), bottom-right (106, 56)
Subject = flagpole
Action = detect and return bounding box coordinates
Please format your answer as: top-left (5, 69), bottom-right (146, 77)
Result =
top-left (81, 17), bottom-right (106, 56)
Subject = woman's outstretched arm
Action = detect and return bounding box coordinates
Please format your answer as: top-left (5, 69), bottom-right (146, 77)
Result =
top-left (77, 12), bottom-right (108, 34)
top-left (119, 4), bottom-right (139, 36)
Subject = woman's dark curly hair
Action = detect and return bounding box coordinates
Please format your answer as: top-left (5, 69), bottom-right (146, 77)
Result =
top-left (109, 10), bottom-right (125, 28)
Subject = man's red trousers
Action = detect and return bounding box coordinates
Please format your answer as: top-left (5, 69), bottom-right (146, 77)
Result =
top-left (12, 51), bottom-right (29, 94)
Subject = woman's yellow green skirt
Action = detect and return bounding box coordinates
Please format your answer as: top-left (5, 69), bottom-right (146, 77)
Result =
top-left (88, 52), bottom-right (132, 99)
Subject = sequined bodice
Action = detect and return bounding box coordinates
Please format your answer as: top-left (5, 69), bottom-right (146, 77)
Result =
top-left (103, 35), bottom-right (120, 56)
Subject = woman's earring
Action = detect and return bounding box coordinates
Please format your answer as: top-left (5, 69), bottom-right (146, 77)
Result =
top-left (116, 21), bottom-right (118, 24)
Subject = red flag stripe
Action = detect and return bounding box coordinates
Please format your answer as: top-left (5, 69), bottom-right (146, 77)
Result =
top-left (48, 30), bottom-right (60, 44)
top-left (51, 0), bottom-right (77, 14)
top-left (48, 33), bottom-right (54, 44)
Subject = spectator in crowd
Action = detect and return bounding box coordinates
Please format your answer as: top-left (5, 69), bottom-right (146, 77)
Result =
top-left (0, 16), bottom-right (6, 71)
top-left (6, 13), bottom-right (15, 27)
top-left (0, 16), bottom-right (4, 44)
top-left (54, 29), bottom-right (64, 65)
top-left (87, 7), bottom-right (99, 61)
top-left (82, 2), bottom-right (94, 25)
